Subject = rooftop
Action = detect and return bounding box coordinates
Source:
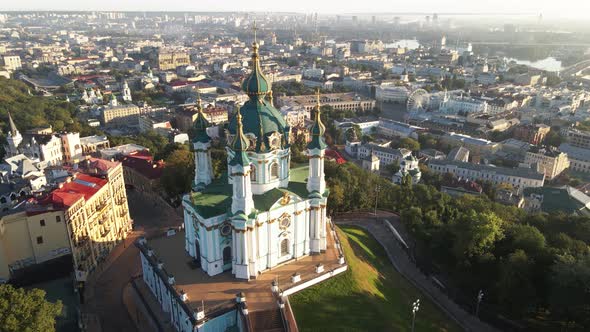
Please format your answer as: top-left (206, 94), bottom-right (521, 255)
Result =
top-left (139, 227), bottom-right (343, 314)
top-left (188, 166), bottom-right (310, 219)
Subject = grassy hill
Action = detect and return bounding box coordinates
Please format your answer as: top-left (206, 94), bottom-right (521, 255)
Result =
top-left (290, 225), bottom-right (461, 332)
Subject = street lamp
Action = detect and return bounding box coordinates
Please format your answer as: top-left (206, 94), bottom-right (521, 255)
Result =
top-left (411, 299), bottom-right (420, 332)
top-left (476, 289), bottom-right (484, 318)
top-left (374, 185), bottom-right (381, 215)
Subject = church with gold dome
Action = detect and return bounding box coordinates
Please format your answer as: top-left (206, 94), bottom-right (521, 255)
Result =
top-left (182, 39), bottom-right (329, 280)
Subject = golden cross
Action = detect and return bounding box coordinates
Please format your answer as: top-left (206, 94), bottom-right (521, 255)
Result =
top-left (316, 88), bottom-right (321, 105)
top-left (253, 20), bottom-right (257, 43)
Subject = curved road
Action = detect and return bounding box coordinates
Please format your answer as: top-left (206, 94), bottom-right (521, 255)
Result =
top-left (335, 212), bottom-right (498, 332)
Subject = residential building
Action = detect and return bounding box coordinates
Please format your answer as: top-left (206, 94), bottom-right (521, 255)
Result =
top-left (277, 92), bottom-right (375, 112)
top-left (524, 149), bottom-right (569, 180)
top-left (513, 124), bottom-right (551, 145)
top-left (101, 101), bottom-right (140, 128)
top-left (562, 128), bottom-right (590, 149)
top-left (80, 135), bottom-right (110, 155)
top-left (0, 158), bottom-right (132, 282)
top-left (357, 143), bottom-right (411, 166)
top-left (559, 143), bottom-right (590, 173)
top-left (156, 50), bottom-right (190, 70)
top-left (428, 159), bottom-right (545, 191)
top-left (524, 186), bottom-right (590, 215)
top-left (2, 55), bottom-right (21, 71)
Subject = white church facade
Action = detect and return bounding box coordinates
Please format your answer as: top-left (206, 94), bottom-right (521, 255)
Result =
top-left (182, 41), bottom-right (329, 280)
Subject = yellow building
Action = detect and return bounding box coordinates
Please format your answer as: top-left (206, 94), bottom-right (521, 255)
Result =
top-left (101, 104), bottom-right (140, 128)
top-left (157, 50), bottom-right (190, 70)
top-left (525, 150), bottom-right (570, 180)
top-left (0, 209), bottom-right (69, 282)
top-left (0, 158), bottom-right (132, 282)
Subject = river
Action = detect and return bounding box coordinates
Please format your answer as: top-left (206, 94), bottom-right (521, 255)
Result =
top-left (507, 57), bottom-right (563, 72)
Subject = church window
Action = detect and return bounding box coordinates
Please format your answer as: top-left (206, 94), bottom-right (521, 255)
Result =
top-left (270, 163), bottom-right (279, 179)
top-left (280, 239), bottom-right (289, 256)
top-left (279, 216), bottom-right (291, 229)
top-left (223, 246), bottom-right (232, 265)
top-left (250, 166), bottom-right (257, 181)
top-left (220, 224), bottom-right (231, 237)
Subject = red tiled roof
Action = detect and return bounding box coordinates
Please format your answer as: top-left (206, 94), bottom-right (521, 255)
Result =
top-left (50, 173), bottom-right (108, 207)
top-left (121, 152), bottom-right (164, 180)
top-left (325, 149), bottom-right (346, 164)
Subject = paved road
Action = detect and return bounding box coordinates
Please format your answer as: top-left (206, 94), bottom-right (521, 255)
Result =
top-left (335, 212), bottom-right (499, 332)
top-left (82, 191), bottom-right (183, 332)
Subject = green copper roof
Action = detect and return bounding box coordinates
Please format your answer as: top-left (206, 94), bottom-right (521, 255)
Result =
top-left (229, 112), bottom-right (251, 167)
top-left (193, 97), bottom-right (211, 143)
top-left (241, 43), bottom-right (270, 96)
top-left (187, 166), bottom-right (311, 219)
top-left (228, 97), bottom-right (289, 152)
top-left (307, 91), bottom-right (327, 150)
top-left (230, 42), bottom-right (289, 152)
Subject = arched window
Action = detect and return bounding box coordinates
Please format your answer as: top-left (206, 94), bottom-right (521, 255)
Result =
top-left (280, 238), bottom-right (289, 256)
top-left (223, 246), bottom-right (232, 265)
top-left (270, 162), bottom-right (279, 180)
top-left (250, 165), bottom-right (256, 181)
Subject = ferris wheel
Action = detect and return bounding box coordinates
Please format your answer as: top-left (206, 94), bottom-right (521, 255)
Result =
top-left (406, 89), bottom-right (430, 111)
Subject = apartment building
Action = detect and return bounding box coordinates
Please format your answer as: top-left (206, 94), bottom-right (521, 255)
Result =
top-left (0, 158), bottom-right (132, 281)
top-left (428, 159), bottom-right (545, 192)
top-left (102, 104), bottom-right (141, 128)
top-left (156, 50), bottom-right (190, 71)
top-left (524, 150), bottom-right (569, 180)
top-left (277, 92), bottom-right (375, 112)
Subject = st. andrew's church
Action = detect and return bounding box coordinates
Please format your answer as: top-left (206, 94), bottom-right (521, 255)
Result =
top-left (182, 40), bottom-right (329, 280)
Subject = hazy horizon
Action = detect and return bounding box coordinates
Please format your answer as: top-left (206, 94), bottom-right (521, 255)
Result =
top-left (1, 0), bottom-right (590, 18)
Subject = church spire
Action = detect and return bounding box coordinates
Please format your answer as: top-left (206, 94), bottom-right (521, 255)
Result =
top-left (229, 112), bottom-right (251, 167)
top-left (8, 112), bottom-right (19, 137)
top-left (193, 93), bottom-right (211, 144)
top-left (241, 21), bottom-right (270, 98)
top-left (307, 89), bottom-right (327, 150)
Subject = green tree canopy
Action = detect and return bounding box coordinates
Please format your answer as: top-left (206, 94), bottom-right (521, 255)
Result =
top-left (0, 284), bottom-right (63, 332)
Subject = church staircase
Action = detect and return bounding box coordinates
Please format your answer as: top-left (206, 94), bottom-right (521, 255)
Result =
top-left (249, 308), bottom-right (285, 332)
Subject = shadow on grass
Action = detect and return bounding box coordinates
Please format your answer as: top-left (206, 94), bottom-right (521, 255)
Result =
top-left (290, 225), bottom-right (459, 332)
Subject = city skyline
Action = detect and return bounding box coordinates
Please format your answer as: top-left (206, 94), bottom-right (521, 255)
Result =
top-left (2, 0), bottom-right (590, 18)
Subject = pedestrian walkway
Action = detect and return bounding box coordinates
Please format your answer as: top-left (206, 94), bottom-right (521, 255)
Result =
top-left (336, 216), bottom-right (499, 332)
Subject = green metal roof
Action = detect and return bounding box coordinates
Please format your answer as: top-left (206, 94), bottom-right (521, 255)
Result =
top-left (228, 98), bottom-right (289, 152)
top-left (307, 94), bottom-right (327, 150)
top-left (241, 43), bottom-right (270, 96)
top-left (229, 112), bottom-right (251, 167)
top-left (193, 102), bottom-right (211, 144)
top-left (187, 166), bottom-right (310, 219)
top-left (523, 186), bottom-right (588, 215)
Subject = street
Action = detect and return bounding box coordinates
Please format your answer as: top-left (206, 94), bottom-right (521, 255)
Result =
top-left (82, 190), bottom-right (182, 332)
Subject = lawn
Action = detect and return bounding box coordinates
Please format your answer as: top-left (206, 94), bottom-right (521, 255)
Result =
top-left (290, 225), bottom-right (462, 332)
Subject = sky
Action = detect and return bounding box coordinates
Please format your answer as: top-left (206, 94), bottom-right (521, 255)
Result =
top-left (2, 0), bottom-right (590, 18)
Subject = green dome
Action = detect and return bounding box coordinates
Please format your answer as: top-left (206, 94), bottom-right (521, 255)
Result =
top-left (241, 43), bottom-right (270, 96)
top-left (228, 97), bottom-right (289, 152)
top-left (229, 43), bottom-right (289, 152)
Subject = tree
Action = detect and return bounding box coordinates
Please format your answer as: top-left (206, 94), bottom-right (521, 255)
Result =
top-left (161, 148), bottom-right (195, 201)
top-left (397, 138), bottom-right (420, 151)
top-left (450, 210), bottom-right (505, 260)
top-left (0, 284), bottom-right (63, 332)
top-left (543, 129), bottom-right (562, 147)
top-left (549, 255), bottom-right (590, 329)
